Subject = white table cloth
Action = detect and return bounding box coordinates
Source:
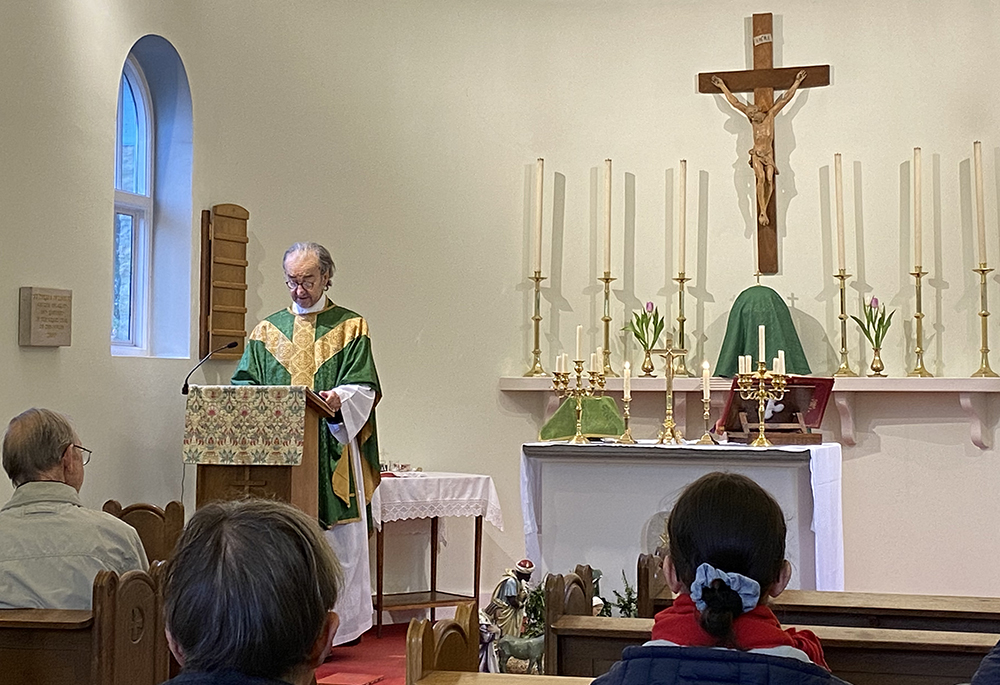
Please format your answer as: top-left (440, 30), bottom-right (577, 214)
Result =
top-left (520, 441), bottom-right (843, 593)
top-left (372, 471), bottom-right (504, 530)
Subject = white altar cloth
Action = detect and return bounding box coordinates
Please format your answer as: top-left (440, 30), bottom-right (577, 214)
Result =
top-left (520, 441), bottom-right (843, 593)
top-left (371, 471), bottom-right (504, 530)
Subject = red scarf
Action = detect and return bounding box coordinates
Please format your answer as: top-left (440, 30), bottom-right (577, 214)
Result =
top-left (650, 593), bottom-right (829, 670)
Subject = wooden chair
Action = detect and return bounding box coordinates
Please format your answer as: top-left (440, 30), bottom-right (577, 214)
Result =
top-left (103, 499), bottom-right (184, 563)
top-left (0, 563), bottom-right (169, 685)
top-left (405, 601), bottom-right (479, 685)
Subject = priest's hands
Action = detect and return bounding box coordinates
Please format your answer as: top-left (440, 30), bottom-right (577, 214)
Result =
top-left (319, 389), bottom-right (342, 412)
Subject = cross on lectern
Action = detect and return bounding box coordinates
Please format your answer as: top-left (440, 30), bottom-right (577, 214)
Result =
top-left (698, 13), bottom-right (830, 274)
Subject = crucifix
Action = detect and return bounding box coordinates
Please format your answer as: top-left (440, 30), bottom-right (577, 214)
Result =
top-left (653, 334), bottom-right (686, 445)
top-left (699, 13), bottom-right (830, 274)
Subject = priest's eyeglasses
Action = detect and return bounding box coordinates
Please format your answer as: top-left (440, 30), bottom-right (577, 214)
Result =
top-left (285, 277), bottom-right (317, 290)
top-left (73, 445), bottom-right (93, 466)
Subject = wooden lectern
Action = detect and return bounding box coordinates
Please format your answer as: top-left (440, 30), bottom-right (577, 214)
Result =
top-left (185, 386), bottom-right (336, 519)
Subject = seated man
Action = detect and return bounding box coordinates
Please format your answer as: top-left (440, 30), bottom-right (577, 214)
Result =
top-left (0, 408), bottom-right (148, 609)
top-left (163, 499), bottom-right (342, 685)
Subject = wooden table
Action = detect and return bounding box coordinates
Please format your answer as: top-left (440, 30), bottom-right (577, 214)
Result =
top-left (371, 472), bottom-right (503, 637)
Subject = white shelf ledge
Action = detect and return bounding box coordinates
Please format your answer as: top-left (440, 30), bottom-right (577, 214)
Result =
top-left (499, 376), bottom-right (1000, 450)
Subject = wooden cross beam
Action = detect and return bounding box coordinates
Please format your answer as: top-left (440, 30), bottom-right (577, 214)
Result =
top-left (698, 13), bottom-right (830, 274)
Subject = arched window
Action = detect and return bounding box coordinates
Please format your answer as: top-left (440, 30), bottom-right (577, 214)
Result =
top-left (113, 57), bottom-right (153, 349)
top-left (112, 36), bottom-right (192, 358)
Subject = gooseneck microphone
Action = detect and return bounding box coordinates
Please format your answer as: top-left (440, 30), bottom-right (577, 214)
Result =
top-left (181, 341), bottom-right (239, 395)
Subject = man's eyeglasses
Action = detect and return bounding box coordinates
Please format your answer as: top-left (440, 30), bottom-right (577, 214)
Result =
top-left (285, 277), bottom-right (318, 291)
top-left (73, 445), bottom-right (93, 466)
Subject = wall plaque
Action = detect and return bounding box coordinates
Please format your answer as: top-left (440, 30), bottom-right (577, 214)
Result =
top-left (19, 287), bottom-right (72, 347)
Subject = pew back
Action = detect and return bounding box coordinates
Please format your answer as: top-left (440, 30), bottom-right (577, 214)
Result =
top-left (406, 601), bottom-right (479, 685)
top-left (0, 566), bottom-right (168, 685)
top-left (102, 499), bottom-right (184, 563)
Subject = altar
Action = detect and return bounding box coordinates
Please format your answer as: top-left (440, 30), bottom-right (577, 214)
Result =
top-left (520, 442), bottom-right (843, 599)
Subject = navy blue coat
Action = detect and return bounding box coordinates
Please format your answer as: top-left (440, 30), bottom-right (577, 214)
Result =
top-left (591, 645), bottom-right (852, 685)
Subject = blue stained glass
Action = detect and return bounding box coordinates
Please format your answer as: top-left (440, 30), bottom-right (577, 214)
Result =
top-left (112, 213), bottom-right (134, 342)
top-left (119, 75), bottom-right (139, 193)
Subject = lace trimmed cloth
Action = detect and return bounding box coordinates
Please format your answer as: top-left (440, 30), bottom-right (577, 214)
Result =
top-left (371, 471), bottom-right (504, 532)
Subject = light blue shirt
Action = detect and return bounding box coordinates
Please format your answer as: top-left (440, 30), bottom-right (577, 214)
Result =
top-left (0, 481), bottom-right (149, 609)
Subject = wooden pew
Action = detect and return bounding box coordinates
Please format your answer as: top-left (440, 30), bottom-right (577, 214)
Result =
top-left (637, 552), bottom-right (1000, 633)
top-left (103, 499), bottom-right (185, 563)
top-left (550, 570), bottom-right (1000, 685)
top-left (0, 565), bottom-right (169, 685)
top-left (406, 601), bottom-right (479, 685)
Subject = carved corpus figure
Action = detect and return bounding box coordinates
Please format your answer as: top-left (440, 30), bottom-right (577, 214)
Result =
top-left (711, 70), bottom-right (807, 226)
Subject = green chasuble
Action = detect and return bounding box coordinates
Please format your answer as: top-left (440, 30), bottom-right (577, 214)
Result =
top-left (231, 299), bottom-right (381, 530)
top-left (715, 285), bottom-right (811, 377)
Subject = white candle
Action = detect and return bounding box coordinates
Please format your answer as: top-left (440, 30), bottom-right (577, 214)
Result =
top-left (596, 346), bottom-right (603, 369)
top-left (556, 354), bottom-right (564, 373)
top-left (914, 147), bottom-right (923, 269)
top-left (563, 353), bottom-right (570, 373)
top-left (678, 160), bottom-right (687, 275)
top-left (702, 360), bottom-right (710, 400)
top-left (778, 350), bottom-right (786, 375)
top-left (623, 361), bottom-right (631, 400)
top-left (590, 352), bottom-right (599, 373)
top-left (758, 325), bottom-right (766, 363)
top-left (738, 355), bottom-right (746, 375)
top-left (576, 325), bottom-right (583, 361)
top-left (534, 158), bottom-right (544, 273)
top-left (834, 153), bottom-right (845, 271)
top-left (975, 141), bottom-right (987, 265)
top-left (604, 159), bottom-right (612, 273)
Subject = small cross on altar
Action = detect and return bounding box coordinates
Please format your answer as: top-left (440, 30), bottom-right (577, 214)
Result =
top-left (651, 334), bottom-right (687, 444)
top-left (699, 13), bottom-right (830, 274)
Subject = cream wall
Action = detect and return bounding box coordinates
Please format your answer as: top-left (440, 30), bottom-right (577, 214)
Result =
top-left (1, 0), bottom-right (999, 600)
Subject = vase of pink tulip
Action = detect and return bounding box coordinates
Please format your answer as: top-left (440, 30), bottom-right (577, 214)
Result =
top-left (851, 297), bottom-right (894, 377)
top-left (624, 301), bottom-right (664, 378)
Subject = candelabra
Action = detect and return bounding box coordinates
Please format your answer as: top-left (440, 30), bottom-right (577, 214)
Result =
top-left (552, 360), bottom-right (606, 444)
top-left (972, 263), bottom-right (998, 377)
top-left (907, 268), bottom-right (933, 377)
top-left (523, 271), bottom-right (547, 377)
top-left (599, 272), bottom-right (618, 377)
top-left (618, 395), bottom-right (636, 444)
top-left (833, 269), bottom-right (857, 376)
top-left (737, 362), bottom-right (788, 447)
top-left (673, 273), bottom-right (692, 376)
top-left (696, 396), bottom-right (716, 444)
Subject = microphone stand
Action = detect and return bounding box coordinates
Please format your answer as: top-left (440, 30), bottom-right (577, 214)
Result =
top-left (181, 341), bottom-right (238, 394)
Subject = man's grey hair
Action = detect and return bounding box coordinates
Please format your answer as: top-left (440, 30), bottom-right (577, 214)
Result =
top-left (284, 242), bottom-right (336, 288)
top-left (164, 498), bottom-right (343, 679)
top-left (2, 408), bottom-right (77, 487)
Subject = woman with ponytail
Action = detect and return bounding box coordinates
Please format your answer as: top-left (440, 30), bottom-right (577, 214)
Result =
top-left (592, 472), bottom-right (849, 685)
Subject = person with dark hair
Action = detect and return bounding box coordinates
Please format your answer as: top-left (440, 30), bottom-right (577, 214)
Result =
top-left (592, 472), bottom-right (849, 685)
top-left (232, 241), bottom-right (381, 645)
top-left (0, 408), bottom-right (147, 609)
top-left (163, 498), bottom-right (343, 685)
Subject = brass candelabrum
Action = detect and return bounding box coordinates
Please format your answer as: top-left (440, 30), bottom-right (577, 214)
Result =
top-left (737, 362), bottom-right (788, 447)
top-left (673, 273), bottom-right (692, 377)
top-left (696, 396), bottom-right (716, 444)
top-left (552, 360), bottom-right (606, 444)
top-left (655, 336), bottom-right (686, 445)
top-left (523, 271), bottom-right (548, 377)
top-left (833, 269), bottom-right (857, 377)
top-left (618, 395), bottom-right (636, 444)
top-left (972, 263), bottom-right (998, 377)
top-left (908, 267), bottom-right (933, 377)
top-left (599, 271), bottom-right (618, 377)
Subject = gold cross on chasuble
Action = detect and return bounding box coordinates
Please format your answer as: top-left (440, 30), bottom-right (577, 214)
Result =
top-left (698, 13), bottom-right (830, 274)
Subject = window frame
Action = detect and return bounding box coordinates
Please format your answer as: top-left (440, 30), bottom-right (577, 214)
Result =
top-left (112, 56), bottom-right (154, 354)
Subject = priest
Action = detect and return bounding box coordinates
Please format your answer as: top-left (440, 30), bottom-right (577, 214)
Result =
top-left (232, 241), bottom-right (381, 645)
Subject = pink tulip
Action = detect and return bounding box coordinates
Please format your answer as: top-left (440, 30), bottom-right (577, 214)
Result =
top-left (645, 301), bottom-right (654, 313)
top-left (870, 297), bottom-right (879, 309)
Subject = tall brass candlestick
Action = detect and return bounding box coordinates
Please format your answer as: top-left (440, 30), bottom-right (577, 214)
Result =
top-left (656, 336), bottom-right (686, 445)
top-left (696, 396), bottom-right (715, 444)
top-left (737, 362), bottom-right (787, 447)
top-left (599, 272), bottom-right (618, 377)
top-left (908, 268), bottom-right (933, 377)
top-left (523, 271), bottom-right (548, 377)
top-left (673, 273), bottom-right (692, 377)
top-left (618, 396), bottom-right (636, 444)
top-left (972, 263), bottom-right (998, 377)
top-left (551, 360), bottom-right (605, 444)
top-left (834, 269), bottom-right (857, 376)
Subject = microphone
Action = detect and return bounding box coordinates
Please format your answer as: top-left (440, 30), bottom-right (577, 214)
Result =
top-left (181, 341), bottom-right (239, 395)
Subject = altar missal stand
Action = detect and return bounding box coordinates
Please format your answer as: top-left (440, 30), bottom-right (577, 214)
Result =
top-left (371, 472), bottom-right (503, 637)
